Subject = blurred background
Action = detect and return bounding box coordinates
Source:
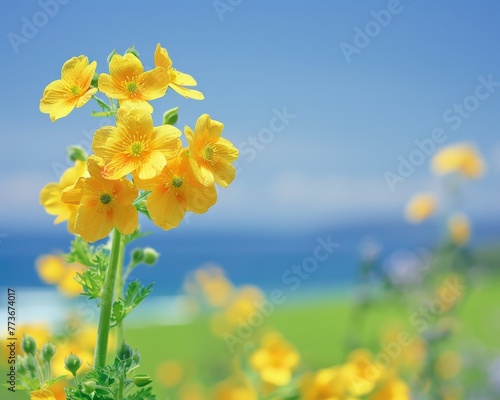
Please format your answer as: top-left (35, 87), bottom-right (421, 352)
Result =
top-left (1, 1), bottom-right (500, 399)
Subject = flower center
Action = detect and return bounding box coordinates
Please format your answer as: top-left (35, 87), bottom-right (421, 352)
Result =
top-left (202, 145), bottom-right (214, 161)
top-left (172, 176), bottom-right (183, 188)
top-left (71, 85), bottom-right (80, 96)
top-left (130, 141), bottom-right (142, 157)
top-left (127, 81), bottom-right (138, 93)
top-left (100, 193), bottom-right (112, 204)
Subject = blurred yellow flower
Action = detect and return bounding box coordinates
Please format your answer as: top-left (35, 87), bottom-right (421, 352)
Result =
top-left (185, 114), bottom-right (239, 188)
top-left (195, 266), bottom-right (234, 308)
top-left (431, 143), bottom-right (485, 178)
top-left (371, 377), bottom-right (410, 400)
top-left (31, 389), bottom-right (56, 400)
top-left (92, 106), bottom-right (182, 180)
top-left (250, 332), bottom-right (300, 387)
top-left (447, 213), bottom-right (470, 245)
top-left (40, 56), bottom-right (97, 121)
top-left (156, 360), bottom-right (184, 388)
top-left (178, 381), bottom-right (206, 400)
top-left (154, 43), bottom-right (204, 100)
top-left (36, 255), bottom-right (84, 296)
top-left (346, 349), bottom-right (381, 396)
top-left (134, 152), bottom-right (217, 230)
top-left (225, 286), bottom-right (264, 326)
top-left (214, 377), bottom-right (257, 400)
top-left (404, 193), bottom-right (437, 223)
top-left (40, 160), bottom-right (88, 233)
top-left (61, 156), bottom-right (138, 242)
top-left (98, 53), bottom-right (169, 112)
top-left (435, 350), bottom-right (462, 380)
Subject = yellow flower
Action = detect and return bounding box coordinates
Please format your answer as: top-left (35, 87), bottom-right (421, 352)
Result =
top-left (40, 56), bottom-right (97, 121)
top-left (431, 143), bottom-right (485, 178)
top-left (93, 106), bottom-right (182, 180)
top-left (214, 377), bottom-right (257, 400)
top-left (185, 114), bottom-right (239, 187)
top-left (31, 389), bottom-right (56, 400)
top-left (447, 213), bottom-right (470, 245)
top-left (156, 360), bottom-right (184, 388)
top-left (300, 367), bottom-right (360, 400)
top-left (404, 193), bottom-right (437, 223)
top-left (134, 152), bottom-right (217, 230)
top-left (195, 266), bottom-right (234, 308)
top-left (61, 156), bottom-right (138, 242)
top-left (154, 43), bottom-right (204, 100)
top-left (36, 255), bottom-right (85, 296)
top-left (371, 377), bottom-right (411, 400)
top-left (98, 53), bottom-right (169, 112)
top-left (250, 332), bottom-right (300, 387)
top-left (345, 349), bottom-right (381, 396)
top-left (40, 160), bottom-right (88, 233)
top-left (36, 255), bottom-right (67, 284)
top-left (435, 350), bottom-right (462, 380)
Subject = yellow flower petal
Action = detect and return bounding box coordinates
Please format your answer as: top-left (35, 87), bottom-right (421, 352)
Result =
top-left (31, 389), bottom-right (56, 400)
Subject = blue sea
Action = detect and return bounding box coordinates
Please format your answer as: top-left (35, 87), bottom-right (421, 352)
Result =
top-left (1, 219), bottom-right (499, 298)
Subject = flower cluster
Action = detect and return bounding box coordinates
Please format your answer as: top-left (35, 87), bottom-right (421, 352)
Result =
top-left (39, 44), bottom-right (238, 243)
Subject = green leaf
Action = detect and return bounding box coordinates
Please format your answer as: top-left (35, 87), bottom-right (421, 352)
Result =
top-left (134, 200), bottom-right (152, 220)
top-left (162, 107), bottom-right (179, 125)
top-left (92, 111), bottom-right (116, 117)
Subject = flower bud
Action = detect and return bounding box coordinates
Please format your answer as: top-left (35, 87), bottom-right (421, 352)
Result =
top-left (64, 353), bottom-right (82, 376)
top-left (163, 107), bottom-right (179, 125)
top-left (25, 355), bottom-right (37, 374)
top-left (107, 49), bottom-right (117, 64)
top-left (131, 248), bottom-right (144, 264)
top-left (82, 380), bottom-right (97, 394)
top-left (67, 145), bottom-right (88, 162)
top-left (133, 374), bottom-right (152, 388)
top-left (91, 72), bottom-right (99, 88)
top-left (21, 334), bottom-right (37, 356)
top-left (143, 247), bottom-right (159, 266)
top-left (125, 46), bottom-right (140, 59)
top-left (41, 342), bottom-right (56, 362)
top-left (16, 356), bottom-right (27, 375)
top-left (132, 349), bottom-right (141, 365)
top-left (117, 341), bottom-right (133, 361)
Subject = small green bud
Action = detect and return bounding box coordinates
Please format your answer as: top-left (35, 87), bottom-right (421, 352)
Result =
top-left (91, 72), bottom-right (99, 88)
top-left (143, 247), bottom-right (159, 266)
top-left (25, 355), bottom-right (37, 374)
top-left (64, 353), bottom-right (82, 376)
top-left (125, 46), bottom-right (140, 59)
top-left (163, 107), bottom-right (179, 125)
top-left (82, 380), bottom-right (97, 394)
top-left (21, 334), bottom-right (37, 356)
top-left (41, 342), bottom-right (56, 362)
top-left (107, 49), bottom-right (117, 64)
top-left (67, 145), bottom-right (88, 162)
top-left (16, 356), bottom-right (27, 375)
top-left (133, 374), bottom-right (153, 388)
top-left (131, 248), bottom-right (144, 264)
top-left (132, 349), bottom-right (141, 365)
top-left (117, 341), bottom-right (133, 361)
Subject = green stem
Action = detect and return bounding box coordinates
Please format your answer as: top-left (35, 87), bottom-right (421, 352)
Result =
top-left (94, 229), bottom-right (122, 369)
top-left (114, 235), bottom-right (126, 351)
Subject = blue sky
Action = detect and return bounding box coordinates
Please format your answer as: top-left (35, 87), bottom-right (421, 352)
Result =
top-left (1, 0), bottom-right (500, 234)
